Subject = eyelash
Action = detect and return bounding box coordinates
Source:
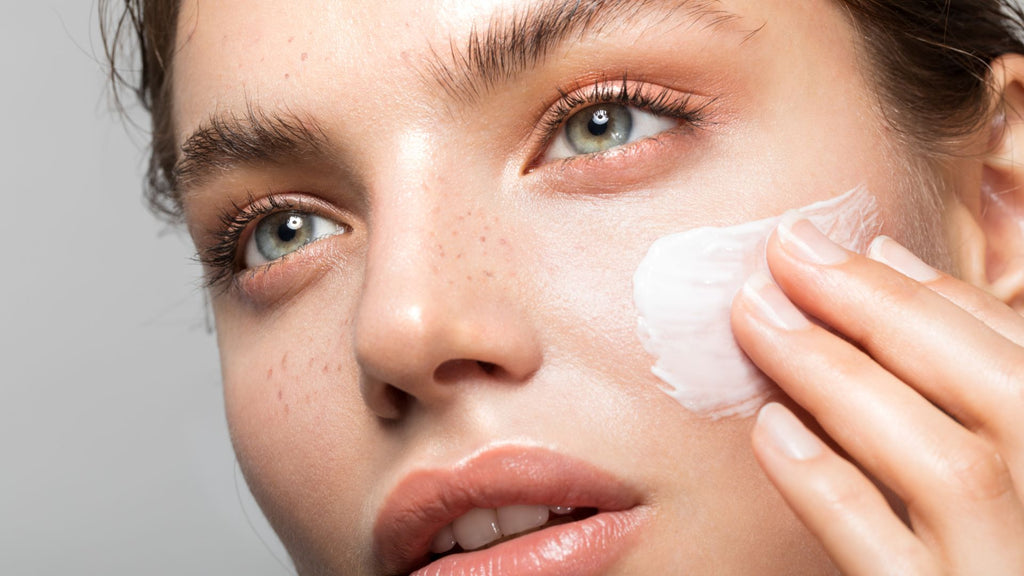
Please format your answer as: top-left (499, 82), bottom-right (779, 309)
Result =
top-left (531, 75), bottom-right (713, 168)
top-left (201, 76), bottom-right (710, 292)
top-left (200, 194), bottom-right (299, 291)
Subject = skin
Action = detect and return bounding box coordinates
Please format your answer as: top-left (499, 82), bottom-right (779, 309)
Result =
top-left (170, 0), bottom-right (1024, 573)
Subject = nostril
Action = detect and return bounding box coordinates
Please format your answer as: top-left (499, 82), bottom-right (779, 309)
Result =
top-left (433, 359), bottom-right (499, 383)
top-left (381, 385), bottom-right (411, 420)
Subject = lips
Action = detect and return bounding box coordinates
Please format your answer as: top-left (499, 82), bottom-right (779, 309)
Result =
top-left (373, 445), bottom-right (648, 575)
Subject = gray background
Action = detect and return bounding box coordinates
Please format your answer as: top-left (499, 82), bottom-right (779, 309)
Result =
top-left (1, 2), bottom-right (290, 574)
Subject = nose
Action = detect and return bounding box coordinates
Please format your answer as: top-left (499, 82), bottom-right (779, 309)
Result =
top-left (353, 186), bottom-right (542, 419)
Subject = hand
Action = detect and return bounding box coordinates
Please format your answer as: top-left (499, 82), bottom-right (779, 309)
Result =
top-left (730, 216), bottom-right (1024, 574)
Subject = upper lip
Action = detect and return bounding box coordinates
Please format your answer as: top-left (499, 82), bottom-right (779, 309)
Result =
top-left (372, 444), bottom-right (642, 575)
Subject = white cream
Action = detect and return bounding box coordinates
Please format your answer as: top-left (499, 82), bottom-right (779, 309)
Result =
top-left (633, 187), bottom-right (882, 418)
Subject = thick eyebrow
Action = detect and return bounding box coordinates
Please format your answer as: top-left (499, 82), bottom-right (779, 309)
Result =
top-left (174, 103), bottom-right (330, 192)
top-left (424, 0), bottom-right (744, 105)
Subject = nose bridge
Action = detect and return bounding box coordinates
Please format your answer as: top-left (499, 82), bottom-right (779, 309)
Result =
top-left (353, 151), bottom-right (536, 415)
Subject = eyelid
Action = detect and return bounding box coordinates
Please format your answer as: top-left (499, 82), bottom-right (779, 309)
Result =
top-left (526, 76), bottom-right (712, 172)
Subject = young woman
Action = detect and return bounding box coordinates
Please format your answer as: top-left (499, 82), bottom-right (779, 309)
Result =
top-left (104, 0), bottom-right (1024, 573)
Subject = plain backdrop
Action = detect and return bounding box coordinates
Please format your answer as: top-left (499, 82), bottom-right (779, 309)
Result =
top-left (0, 2), bottom-right (290, 574)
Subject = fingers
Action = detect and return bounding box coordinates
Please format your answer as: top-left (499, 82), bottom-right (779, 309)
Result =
top-left (751, 402), bottom-right (937, 576)
top-left (868, 236), bottom-right (1024, 349)
top-left (734, 271), bottom-right (1024, 563)
top-left (766, 218), bottom-right (1023, 441)
top-left (732, 221), bottom-right (1024, 574)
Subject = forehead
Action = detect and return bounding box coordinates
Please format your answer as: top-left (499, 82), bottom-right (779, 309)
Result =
top-left (171, 0), bottom-right (855, 136)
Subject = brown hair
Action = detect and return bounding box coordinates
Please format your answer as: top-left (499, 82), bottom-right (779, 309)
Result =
top-left (100, 0), bottom-right (1024, 220)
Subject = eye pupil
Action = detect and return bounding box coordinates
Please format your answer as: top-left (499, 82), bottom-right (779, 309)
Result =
top-left (278, 215), bottom-right (304, 242)
top-left (589, 109), bottom-right (611, 135)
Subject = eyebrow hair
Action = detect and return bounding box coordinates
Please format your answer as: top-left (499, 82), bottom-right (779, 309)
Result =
top-left (174, 103), bottom-right (330, 192)
top-left (423, 0), bottom-right (743, 105)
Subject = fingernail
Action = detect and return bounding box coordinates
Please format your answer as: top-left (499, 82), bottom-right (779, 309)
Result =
top-left (741, 272), bottom-right (811, 330)
top-left (777, 214), bottom-right (849, 265)
top-left (867, 236), bottom-right (940, 283)
top-left (757, 402), bottom-right (823, 461)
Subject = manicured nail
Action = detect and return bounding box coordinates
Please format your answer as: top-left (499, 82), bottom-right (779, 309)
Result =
top-left (757, 402), bottom-right (823, 461)
top-left (741, 272), bottom-right (811, 330)
top-left (867, 236), bottom-right (940, 283)
top-left (777, 214), bottom-right (849, 265)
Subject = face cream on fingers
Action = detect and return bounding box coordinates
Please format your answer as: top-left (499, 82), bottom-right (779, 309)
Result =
top-left (632, 186), bottom-right (882, 418)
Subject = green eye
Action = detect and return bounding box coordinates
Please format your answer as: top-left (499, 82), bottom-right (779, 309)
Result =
top-left (544, 103), bottom-right (678, 161)
top-left (244, 210), bottom-right (345, 267)
top-left (565, 104), bottom-right (633, 154)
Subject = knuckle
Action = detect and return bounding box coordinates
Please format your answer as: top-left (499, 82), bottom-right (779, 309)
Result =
top-left (813, 471), bottom-right (878, 516)
top-left (936, 438), bottom-right (1015, 502)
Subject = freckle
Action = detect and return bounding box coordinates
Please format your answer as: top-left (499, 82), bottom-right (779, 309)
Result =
top-left (466, 275), bottom-right (473, 281)
top-left (308, 357), bottom-right (315, 368)
top-left (456, 253), bottom-right (463, 260)
top-left (288, 36), bottom-right (295, 43)
top-left (451, 230), bottom-right (458, 237)
top-left (499, 238), bottom-right (508, 246)
top-left (284, 73), bottom-right (290, 79)
top-left (322, 363), bottom-right (329, 374)
top-left (284, 403), bottom-right (290, 415)
top-left (484, 270), bottom-right (494, 278)
top-left (301, 52), bottom-right (308, 61)
top-left (281, 353), bottom-right (288, 369)
top-left (336, 363), bottom-right (343, 372)
top-left (480, 236), bottom-right (486, 243)
top-left (277, 389), bottom-right (283, 401)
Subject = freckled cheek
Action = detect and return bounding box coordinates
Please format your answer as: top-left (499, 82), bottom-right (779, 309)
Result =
top-left (217, 329), bottom-right (367, 517)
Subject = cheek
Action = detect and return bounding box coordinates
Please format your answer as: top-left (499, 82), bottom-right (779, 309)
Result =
top-left (214, 308), bottom-right (376, 555)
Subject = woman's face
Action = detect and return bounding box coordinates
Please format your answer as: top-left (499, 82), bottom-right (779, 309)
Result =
top-left (173, 0), bottom-right (980, 573)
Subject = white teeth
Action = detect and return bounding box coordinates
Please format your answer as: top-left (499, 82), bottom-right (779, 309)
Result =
top-left (496, 505), bottom-right (549, 536)
top-left (430, 524), bottom-right (456, 554)
top-left (436, 505), bottom-right (572, 554)
top-left (451, 508), bottom-right (501, 551)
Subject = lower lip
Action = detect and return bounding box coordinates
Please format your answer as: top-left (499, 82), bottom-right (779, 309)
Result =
top-left (410, 508), bottom-right (648, 576)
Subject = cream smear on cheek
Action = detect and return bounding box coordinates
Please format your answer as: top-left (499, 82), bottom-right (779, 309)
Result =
top-left (633, 186), bottom-right (882, 418)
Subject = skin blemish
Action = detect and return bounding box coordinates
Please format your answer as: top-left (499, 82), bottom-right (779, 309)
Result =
top-left (281, 352), bottom-right (289, 370)
top-left (267, 367), bottom-right (274, 379)
top-left (301, 52), bottom-right (308, 61)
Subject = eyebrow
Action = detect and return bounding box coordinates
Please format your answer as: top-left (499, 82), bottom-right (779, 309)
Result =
top-left (174, 103), bottom-right (330, 192)
top-left (423, 0), bottom-right (744, 105)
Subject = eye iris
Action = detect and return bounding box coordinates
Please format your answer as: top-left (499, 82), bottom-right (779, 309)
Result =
top-left (566, 104), bottom-right (633, 154)
top-left (256, 211), bottom-right (314, 261)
